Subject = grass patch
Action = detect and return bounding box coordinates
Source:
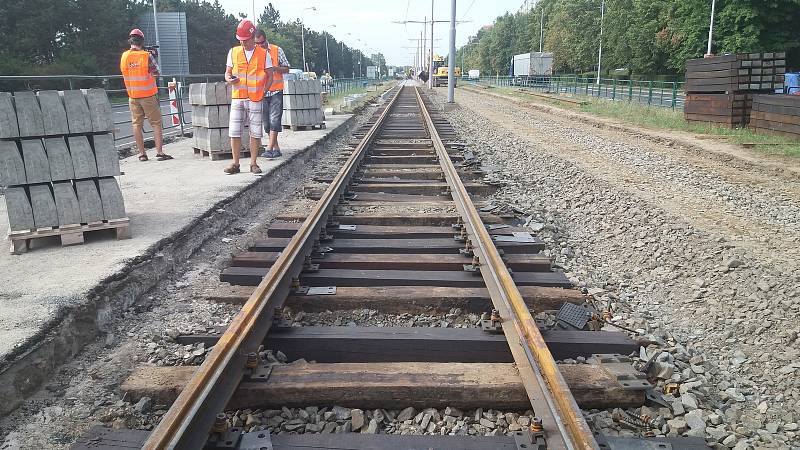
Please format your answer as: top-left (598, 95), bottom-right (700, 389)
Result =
top-left (481, 85), bottom-right (800, 158)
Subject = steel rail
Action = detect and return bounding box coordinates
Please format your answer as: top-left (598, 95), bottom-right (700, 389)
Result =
top-left (414, 87), bottom-right (599, 450)
top-left (142, 84), bottom-right (403, 449)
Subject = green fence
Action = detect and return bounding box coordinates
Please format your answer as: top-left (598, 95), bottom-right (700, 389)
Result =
top-left (465, 75), bottom-right (685, 110)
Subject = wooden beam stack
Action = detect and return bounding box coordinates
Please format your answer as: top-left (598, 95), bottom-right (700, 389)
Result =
top-left (684, 53), bottom-right (786, 127)
top-left (751, 94), bottom-right (800, 140)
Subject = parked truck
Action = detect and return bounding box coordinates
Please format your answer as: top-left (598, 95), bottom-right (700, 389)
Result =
top-left (510, 52), bottom-right (553, 86)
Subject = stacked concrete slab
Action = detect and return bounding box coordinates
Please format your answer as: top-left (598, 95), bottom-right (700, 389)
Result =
top-left (282, 79), bottom-right (325, 130)
top-left (0, 89), bottom-right (127, 241)
top-left (189, 82), bottom-right (249, 159)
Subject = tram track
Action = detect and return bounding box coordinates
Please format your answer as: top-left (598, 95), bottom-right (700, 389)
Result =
top-left (72, 84), bottom-right (708, 450)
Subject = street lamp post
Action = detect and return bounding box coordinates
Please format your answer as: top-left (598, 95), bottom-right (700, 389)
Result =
top-left (324, 24), bottom-right (336, 76)
top-left (301, 6), bottom-right (317, 72)
top-left (706, 0), bottom-right (716, 57)
top-left (539, 7), bottom-right (544, 53)
top-left (596, 0), bottom-right (605, 85)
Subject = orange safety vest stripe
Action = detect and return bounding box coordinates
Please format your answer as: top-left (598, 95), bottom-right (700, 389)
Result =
top-left (120, 50), bottom-right (158, 99)
top-left (231, 46), bottom-right (267, 101)
top-left (268, 45), bottom-right (284, 92)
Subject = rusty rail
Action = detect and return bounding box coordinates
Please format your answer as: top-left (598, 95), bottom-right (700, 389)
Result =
top-left (414, 87), bottom-right (599, 450)
top-left (141, 86), bottom-right (404, 449)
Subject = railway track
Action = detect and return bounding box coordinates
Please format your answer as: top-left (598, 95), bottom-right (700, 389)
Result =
top-left (72, 84), bottom-right (706, 450)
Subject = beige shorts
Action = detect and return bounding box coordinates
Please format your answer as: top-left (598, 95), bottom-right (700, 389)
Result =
top-left (129, 95), bottom-right (162, 128)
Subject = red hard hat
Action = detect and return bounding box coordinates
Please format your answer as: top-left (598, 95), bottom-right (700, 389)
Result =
top-left (129, 28), bottom-right (144, 38)
top-left (236, 20), bottom-right (255, 41)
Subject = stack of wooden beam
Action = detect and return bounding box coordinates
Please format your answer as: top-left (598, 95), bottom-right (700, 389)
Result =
top-left (684, 53), bottom-right (786, 127)
top-left (189, 82), bottom-right (249, 160)
top-left (282, 80), bottom-right (326, 131)
top-left (0, 89), bottom-right (129, 254)
top-left (751, 94), bottom-right (800, 140)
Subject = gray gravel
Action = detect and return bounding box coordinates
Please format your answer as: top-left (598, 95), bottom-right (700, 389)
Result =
top-left (429, 88), bottom-right (800, 449)
top-left (0, 103), bottom-right (384, 449)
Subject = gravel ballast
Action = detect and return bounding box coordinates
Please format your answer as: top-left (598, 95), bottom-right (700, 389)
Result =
top-left (429, 88), bottom-right (800, 449)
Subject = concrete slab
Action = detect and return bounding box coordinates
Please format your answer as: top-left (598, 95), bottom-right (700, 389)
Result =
top-left (75, 179), bottom-right (104, 223)
top-left (0, 141), bottom-right (26, 186)
top-left (20, 139), bottom-right (51, 184)
top-left (52, 181), bottom-right (82, 226)
top-left (91, 133), bottom-right (120, 177)
top-left (36, 90), bottom-right (70, 135)
top-left (44, 137), bottom-right (75, 181)
top-left (85, 88), bottom-right (114, 132)
top-left (13, 91), bottom-right (45, 137)
top-left (67, 136), bottom-right (99, 179)
top-left (97, 177), bottom-right (126, 220)
top-left (0, 92), bottom-right (20, 139)
top-left (0, 114), bottom-right (353, 407)
top-left (62, 90), bottom-right (93, 134)
top-left (29, 184), bottom-right (59, 228)
top-left (4, 186), bottom-right (34, 231)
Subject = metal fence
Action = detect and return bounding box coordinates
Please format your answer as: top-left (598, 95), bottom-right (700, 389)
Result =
top-left (0, 74), bottom-right (376, 150)
top-left (465, 75), bottom-right (685, 110)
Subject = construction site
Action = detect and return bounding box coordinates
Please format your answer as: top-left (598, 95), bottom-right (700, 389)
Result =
top-left (0, 1), bottom-right (799, 449)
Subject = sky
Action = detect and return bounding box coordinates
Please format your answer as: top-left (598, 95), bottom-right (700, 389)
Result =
top-left (216, 0), bottom-right (528, 66)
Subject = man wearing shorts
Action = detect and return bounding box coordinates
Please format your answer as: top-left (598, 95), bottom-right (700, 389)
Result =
top-left (224, 20), bottom-right (272, 174)
top-left (254, 29), bottom-right (290, 159)
top-left (120, 28), bottom-right (172, 161)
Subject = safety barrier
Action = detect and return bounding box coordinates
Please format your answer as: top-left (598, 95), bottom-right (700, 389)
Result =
top-left (464, 75), bottom-right (685, 110)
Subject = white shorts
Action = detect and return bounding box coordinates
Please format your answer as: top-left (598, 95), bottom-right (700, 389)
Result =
top-left (228, 98), bottom-right (263, 139)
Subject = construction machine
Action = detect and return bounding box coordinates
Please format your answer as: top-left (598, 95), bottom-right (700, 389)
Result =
top-left (431, 54), bottom-right (461, 87)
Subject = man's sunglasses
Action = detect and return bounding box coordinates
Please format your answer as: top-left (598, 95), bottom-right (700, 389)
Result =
top-left (255, 40), bottom-right (267, 46)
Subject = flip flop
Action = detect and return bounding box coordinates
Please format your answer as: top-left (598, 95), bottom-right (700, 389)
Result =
top-left (156, 153), bottom-right (174, 161)
top-left (138, 154), bottom-right (148, 161)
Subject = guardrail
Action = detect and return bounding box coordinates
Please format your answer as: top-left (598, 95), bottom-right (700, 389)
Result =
top-left (464, 75), bottom-right (685, 110)
top-left (0, 74), bottom-right (376, 150)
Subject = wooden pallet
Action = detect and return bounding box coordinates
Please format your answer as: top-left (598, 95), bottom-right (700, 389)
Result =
top-left (193, 147), bottom-right (251, 161)
top-left (282, 123), bottom-right (326, 131)
top-left (8, 218), bottom-right (131, 254)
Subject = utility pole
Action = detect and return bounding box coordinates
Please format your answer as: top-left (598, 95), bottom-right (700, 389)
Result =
top-left (706, 0), bottom-right (716, 57)
top-left (596, 0), bottom-right (605, 85)
top-left (539, 7), bottom-right (544, 53)
top-left (447, 0), bottom-right (456, 102)
top-left (429, 0), bottom-right (434, 88)
top-left (152, 0), bottom-right (162, 71)
top-left (420, 31), bottom-right (423, 75)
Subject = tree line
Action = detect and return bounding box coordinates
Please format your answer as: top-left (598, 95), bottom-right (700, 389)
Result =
top-left (0, 0), bottom-right (384, 78)
top-left (456, 0), bottom-right (800, 79)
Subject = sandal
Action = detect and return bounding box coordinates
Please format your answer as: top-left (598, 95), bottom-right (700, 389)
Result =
top-left (224, 163), bottom-right (240, 174)
top-left (138, 154), bottom-right (148, 161)
top-left (156, 153), bottom-right (173, 161)
top-left (250, 164), bottom-right (262, 174)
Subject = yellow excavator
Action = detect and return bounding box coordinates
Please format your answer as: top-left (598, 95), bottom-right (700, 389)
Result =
top-left (431, 54), bottom-right (461, 87)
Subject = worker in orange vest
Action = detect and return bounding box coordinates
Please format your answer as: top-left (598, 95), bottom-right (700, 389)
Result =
top-left (254, 29), bottom-right (290, 159)
top-left (224, 20), bottom-right (272, 174)
top-left (120, 28), bottom-right (172, 161)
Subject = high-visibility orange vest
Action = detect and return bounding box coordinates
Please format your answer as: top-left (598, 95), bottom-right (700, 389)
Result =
top-left (120, 49), bottom-right (158, 98)
top-left (231, 45), bottom-right (267, 101)
top-left (267, 45), bottom-right (284, 92)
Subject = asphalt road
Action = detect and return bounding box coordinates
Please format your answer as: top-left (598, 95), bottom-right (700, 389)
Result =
top-left (112, 98), bottom-right (194, 149)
